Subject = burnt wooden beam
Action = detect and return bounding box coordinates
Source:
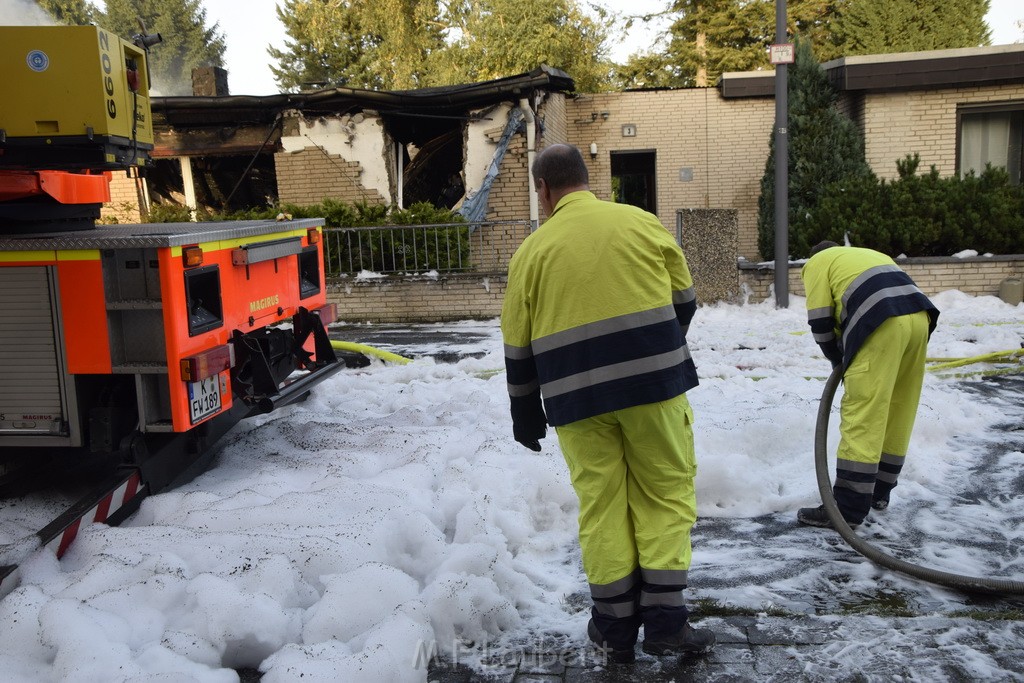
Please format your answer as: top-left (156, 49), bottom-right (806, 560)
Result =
top-left (152, 124), bottom-right (281, 158)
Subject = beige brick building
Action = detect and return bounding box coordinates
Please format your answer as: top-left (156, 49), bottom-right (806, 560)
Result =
top-left (565, 89), bottom-right (774, 262)
top-left (138, 46), bottom-right (1024, 320)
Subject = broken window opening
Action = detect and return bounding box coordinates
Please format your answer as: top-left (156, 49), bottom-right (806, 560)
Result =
top-left (146, 155), bottom-right (279, 216)
top-left (384, 113), bottom-right (466, 210)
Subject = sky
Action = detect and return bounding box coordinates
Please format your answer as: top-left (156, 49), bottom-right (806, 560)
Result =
top-left (197, 0), bottom-right (1024, 96)
top-left (1, 288), bottom-right (1023, 680)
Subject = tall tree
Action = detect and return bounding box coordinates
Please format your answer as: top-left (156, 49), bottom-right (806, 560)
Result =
top-left (618, 0), bottom-right (991, 90)
top-left (270, 0), bottom-right (613, 92)
top-left (98, 0), bottom-right (226, 96)
top-left (833, 0), bottom-right (991, 55)
top-left (268, 0), bottom-right (381, 91)
top-left (618, 0), bottom-right (842, 89)
top-left (664, 0), bottom-right (772, 87)
top-left (438, 0), bottom-right (613, 92)
top-left (359, 0), bottom-right (448, 89)
top-left (35, 0), bottom-right (97, 24)
top-left (756, 38), bottom-right (873, 260)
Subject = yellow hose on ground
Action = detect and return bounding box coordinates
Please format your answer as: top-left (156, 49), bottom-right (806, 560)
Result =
top-left (325, 340), bottom-right (1020, 373)
top-left (330, 340), bottom-right (412, 365)
top-left (927, 348), bottom-right (1024, 372)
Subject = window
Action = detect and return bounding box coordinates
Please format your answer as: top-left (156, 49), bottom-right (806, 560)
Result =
top-left (610, 150), bottom-right (657, 213)
top-left (958, 102), bottom-right (1023, 184)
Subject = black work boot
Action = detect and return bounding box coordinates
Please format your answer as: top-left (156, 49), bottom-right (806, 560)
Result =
top-left (642, 622), bottom-right (716, 657)
top-left (797, 504), bottom-right (861, 529)
top-left (588, 618), bottom-right (635, 664)
top-left (872, 480), bottom-right (896, 510)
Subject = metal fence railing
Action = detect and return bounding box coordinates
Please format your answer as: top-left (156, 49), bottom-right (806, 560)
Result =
top-left (322, 220), bottom-right (532, 277)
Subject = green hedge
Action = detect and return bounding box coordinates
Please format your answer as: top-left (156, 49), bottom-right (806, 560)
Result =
top-left (796, 155), bottom-right (1024, 258)
top-left (148, 198), bottom-right (462, 228)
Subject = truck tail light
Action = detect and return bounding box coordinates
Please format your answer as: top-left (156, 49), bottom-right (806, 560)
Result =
top-left (307, 227), bottom-right (321, 245)
top-left (182, 245), bottom-right (204, 268)
top-left (181, 344), bottom-right (234, 382)
top-left (313, 303), bottom-right (337, 326)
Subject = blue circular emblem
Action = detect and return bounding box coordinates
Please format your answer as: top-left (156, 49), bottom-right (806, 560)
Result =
top-left (26, 50), bottom-right (49, 72)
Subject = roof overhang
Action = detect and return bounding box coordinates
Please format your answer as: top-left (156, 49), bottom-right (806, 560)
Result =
top-left (823, 44), bottom-right (1024, 92)
top-left (719, 44), bottom-right (1024, 98)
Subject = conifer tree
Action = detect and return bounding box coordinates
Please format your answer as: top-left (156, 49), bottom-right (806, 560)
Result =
top-left (617, 0), bottom-right (991, 90)
top-left (834, 0), bottom-right (991, 55)
top-left (756, 38), bottom-right (873, 260)
top-left (620, 0), bottom-right (842, 89)
top-left (97, 0), bottom-right (225, 96)
top-left (268, 0), bottom-right (380, 91)
top-left (35, 0), bottom-right (97, 25)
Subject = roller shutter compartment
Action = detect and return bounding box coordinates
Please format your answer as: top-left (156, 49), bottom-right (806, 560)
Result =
top-left (0, 267), bottom-right (68, 438)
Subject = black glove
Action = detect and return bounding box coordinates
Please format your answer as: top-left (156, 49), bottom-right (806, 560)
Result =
top-left (511, 390), bottom-right (547, 452)
top-left (818, 340), bottom-right (843, 369)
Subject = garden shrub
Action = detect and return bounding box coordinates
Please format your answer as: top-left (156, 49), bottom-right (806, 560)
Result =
top-left (799, 155), bottom-right (1024, 258)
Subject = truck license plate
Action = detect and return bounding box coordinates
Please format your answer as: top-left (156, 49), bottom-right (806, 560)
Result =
top-left (188, 375), bottom-right (222, 423)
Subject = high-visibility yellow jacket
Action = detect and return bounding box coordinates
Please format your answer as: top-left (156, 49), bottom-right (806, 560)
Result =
top-left (801, 246), bottom-right (938, 368)
top-left (501, 191), bottom-right (698, 429)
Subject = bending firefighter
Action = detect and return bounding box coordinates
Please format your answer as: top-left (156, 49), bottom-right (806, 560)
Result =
top-left (501, 144), bottom-right (715, 663)
top-left (799, 241), bottom-right (939, 528)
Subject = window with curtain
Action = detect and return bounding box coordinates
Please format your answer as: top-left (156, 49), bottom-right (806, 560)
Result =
top-left (958, 103), bottom-right (1023, 184)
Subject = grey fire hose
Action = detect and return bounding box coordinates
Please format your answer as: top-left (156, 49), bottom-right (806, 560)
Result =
top-left (816, 366), bottom-right (1024, 595)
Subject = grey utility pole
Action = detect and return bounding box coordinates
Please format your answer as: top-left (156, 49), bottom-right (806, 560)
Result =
top-left (772, 0), bottom-right (790, 307)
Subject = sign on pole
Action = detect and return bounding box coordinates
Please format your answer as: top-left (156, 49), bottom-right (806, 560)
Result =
top-left (770, 43), bottom-right (794, 65)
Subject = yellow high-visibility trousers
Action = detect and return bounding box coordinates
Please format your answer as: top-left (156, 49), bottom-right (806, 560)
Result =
top-left (834, 310), bottom-right (929, 521)
top-left (555, 393), bottom-right (697, 588)
top-left (839, 310), bottom-right (930, 465)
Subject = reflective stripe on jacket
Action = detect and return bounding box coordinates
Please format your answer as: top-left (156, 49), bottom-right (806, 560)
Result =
top-left (801, 246), bottom-right (939, 369)
top-left (501, 191), bottom-right (697, 426)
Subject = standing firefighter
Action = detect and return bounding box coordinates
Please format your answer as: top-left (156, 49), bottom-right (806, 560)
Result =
top-left (501, 144), bottom-right (715, 663)
top-left (798, 241), bottom-right (939, 528)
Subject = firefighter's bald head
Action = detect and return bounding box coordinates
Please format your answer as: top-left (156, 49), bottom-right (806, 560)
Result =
top-left (532, 144), bottom-right (589, 216)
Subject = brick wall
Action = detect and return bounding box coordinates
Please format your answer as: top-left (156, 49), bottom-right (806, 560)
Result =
top-left (101, 171), bottom-right (142, 223)
top-left (329, 273), bottom-right (506, 323)
top-left (566, 90), bottom-right (774, 262)
top-left (738, 255), bottom-right (1024, 303)
top-left (861, 84), bottom-right (1024, 179)
top-left (484, 133), bottom-right (530, 222)
top-left (275, 147), bottom-right (386, 206)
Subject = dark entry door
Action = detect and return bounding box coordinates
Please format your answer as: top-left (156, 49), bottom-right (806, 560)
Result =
top-left (611, 150), bottom-right (656, 214)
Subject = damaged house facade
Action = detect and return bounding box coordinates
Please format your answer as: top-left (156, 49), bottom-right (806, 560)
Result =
top-left (107, 45), bottom-right (1024, 321)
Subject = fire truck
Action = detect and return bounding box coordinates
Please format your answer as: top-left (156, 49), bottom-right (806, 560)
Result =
top-left (0, 25), bottom-right (346, 597)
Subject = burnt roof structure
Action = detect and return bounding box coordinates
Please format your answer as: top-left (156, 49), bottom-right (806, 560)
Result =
top-left (151, 65), bottom-right (574, 129)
